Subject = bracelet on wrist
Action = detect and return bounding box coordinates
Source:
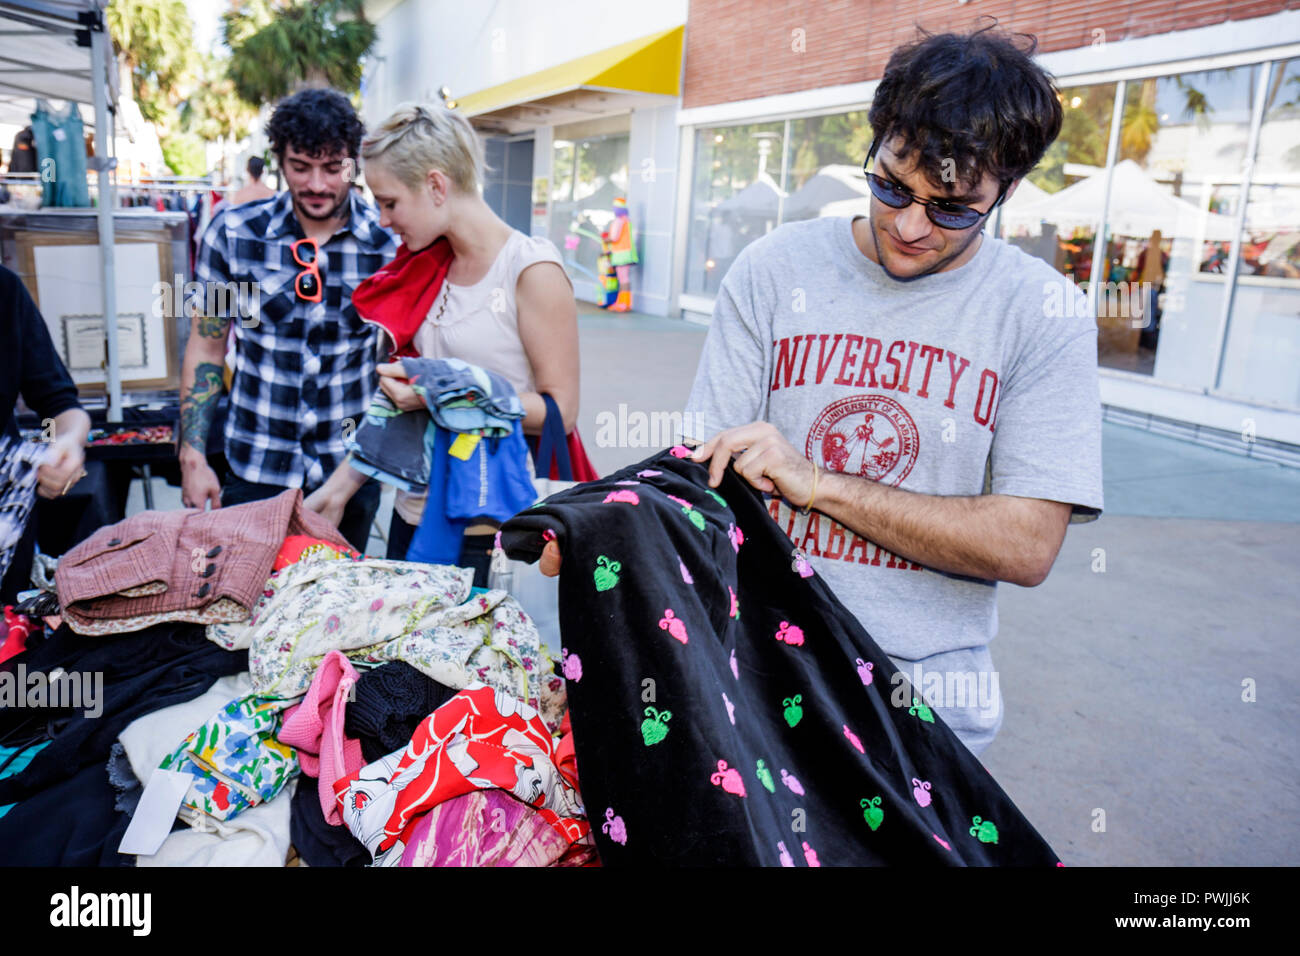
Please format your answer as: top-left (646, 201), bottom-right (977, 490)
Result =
top-left (799, 460), bottom-right (820, 515)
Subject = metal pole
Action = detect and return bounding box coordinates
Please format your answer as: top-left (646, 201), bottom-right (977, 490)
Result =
top-left (1212, 61), bottom-right (1272, 391)
top-left (88, 8), bottom-right (120, 421)
top-left (1087, 79), bottom-right (1127, 317)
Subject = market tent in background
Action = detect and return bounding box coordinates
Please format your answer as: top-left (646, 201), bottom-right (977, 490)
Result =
top-left (1001, 159), bottom-right (1239, 241)
top-left (0, 0), bottom-right (124, 417)
top-left (783, 164), bottom-right (870, 221)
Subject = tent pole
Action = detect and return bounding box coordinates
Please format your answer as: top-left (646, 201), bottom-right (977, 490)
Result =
top-left (88, 7), bottom-right (120, 421)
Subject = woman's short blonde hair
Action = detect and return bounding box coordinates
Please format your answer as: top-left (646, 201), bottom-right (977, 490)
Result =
top-left (361, 102), bottom-right (485, 195)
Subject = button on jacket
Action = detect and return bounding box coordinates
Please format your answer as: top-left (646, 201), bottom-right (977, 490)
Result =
top-left (55, 489), bottom-right (352, 633)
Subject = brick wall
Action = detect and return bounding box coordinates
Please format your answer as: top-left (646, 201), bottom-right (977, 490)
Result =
top-left (683, 0), bottom-right (1297, 108)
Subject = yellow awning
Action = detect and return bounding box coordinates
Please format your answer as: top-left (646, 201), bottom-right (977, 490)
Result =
top-left (455, 25), bottom-right (683, 117)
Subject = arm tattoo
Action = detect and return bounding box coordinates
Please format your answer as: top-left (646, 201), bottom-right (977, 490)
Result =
top-left (180, 362), bottom-right (224, 453)
top-left (195, 313), bottom-right (230, 339)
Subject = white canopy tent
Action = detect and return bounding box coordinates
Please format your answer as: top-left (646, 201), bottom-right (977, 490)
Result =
top-left (1001, 159), bottom-right (1240, 242)
top-left (783, 164), bottom-right (868, 221)
top-left (0, 0), bottom-right (123, 418)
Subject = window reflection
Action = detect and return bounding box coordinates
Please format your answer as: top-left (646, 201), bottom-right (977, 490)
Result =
top-left (1220, 57), bottom-right (1300, 407)
top-left (1001, 83), bottom-right (1117, 286)
top-left (549, 134), bottom-right (629, 286)
top-left (685, 122), bottom-right (785, 296)
top-left (780, 111), bottom-right (872, 223)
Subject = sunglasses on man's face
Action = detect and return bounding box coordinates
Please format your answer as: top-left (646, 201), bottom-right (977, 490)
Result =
top-left (862, 141), bottom-right (1007, 231)
top-left (290, 237), bottom-right (322, 302)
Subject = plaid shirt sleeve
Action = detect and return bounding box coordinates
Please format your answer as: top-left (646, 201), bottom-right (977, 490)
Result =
top-left (189, 212), bottom-right (234, 323)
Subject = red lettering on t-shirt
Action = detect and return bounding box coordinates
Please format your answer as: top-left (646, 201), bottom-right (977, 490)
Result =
top-left (880, 340), bottom-right (906, 389)
top-left (794, 335), bottom-right (815, 386)
top-left (973, 368), bottom-right (999, 427)
top-left (898, 340), bottom-right (921, 393)
top-left (823, 519), bottom-right (847, 560)
top-left (813, 334), bottom-right (844, 385)
top-left (845, 532), bottom-right (873, 565)
top-left (916, 344), bottom-right (944, 398)
top-left (771, 336), bottom-right (801, 391)
top-left (854, 337), bottom-right (883, 388)
top-left (943, 350), bottom-right (971, 409)
top-left (799, 513), bottom-right (823, 556)
top-left (834, 335), bottom-right (863, 386)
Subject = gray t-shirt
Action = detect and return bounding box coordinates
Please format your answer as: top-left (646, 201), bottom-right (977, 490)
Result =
top-left (682, 216), bottom-right (1103, 754)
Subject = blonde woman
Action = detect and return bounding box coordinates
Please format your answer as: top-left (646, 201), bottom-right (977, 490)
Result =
top-left (305, 103), bottom-right (578, 580)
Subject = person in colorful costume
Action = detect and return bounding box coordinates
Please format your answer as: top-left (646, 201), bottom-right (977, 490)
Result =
top-left (601, 197), bottom-right (638, 312)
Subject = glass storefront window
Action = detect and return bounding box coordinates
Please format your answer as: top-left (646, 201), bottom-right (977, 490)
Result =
top-left (999, 82), bottom-right (1118, 286)
top-left (549, 133), bottom-right (629, 287)
top-left (780, 111), bottom-right (872, 223)
top-left (1111, 65), bottom-right (1258, 382)
top-left (1219, 57), bottom-right (1300, 407)
top-left (685, 121), bottom-right (784, 296)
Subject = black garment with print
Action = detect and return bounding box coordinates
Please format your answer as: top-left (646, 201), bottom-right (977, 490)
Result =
top-left (501, 447), bottom-right (1059, 866)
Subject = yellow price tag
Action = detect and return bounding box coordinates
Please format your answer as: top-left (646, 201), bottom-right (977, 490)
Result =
top-left (448, 433), bottom-right (481, 460)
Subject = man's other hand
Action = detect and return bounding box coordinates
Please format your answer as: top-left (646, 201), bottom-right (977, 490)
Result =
top-left (179, 447), bottom-right (222, 510)
top-left (690, 422), bottom-right (818, 507)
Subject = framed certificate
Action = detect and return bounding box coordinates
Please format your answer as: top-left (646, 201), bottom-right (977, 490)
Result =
top-left (15, 226), bottom-right (180, 392)
top-left (61, 312), bottom-right (148, 371)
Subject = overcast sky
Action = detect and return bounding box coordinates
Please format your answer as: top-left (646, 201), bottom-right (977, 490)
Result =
top-left (184, 0), bottom-right (225, 55)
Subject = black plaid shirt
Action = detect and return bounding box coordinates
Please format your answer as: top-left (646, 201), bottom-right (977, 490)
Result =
top-left (190, 190), bottom-right (398, 489)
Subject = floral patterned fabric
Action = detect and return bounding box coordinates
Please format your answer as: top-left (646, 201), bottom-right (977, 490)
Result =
top-left (207, 556), bottom-right (565, 732)
top-left (160, 695), bottom-right (299, 823)
top-left (334, 683), bottom-right (587, 867)
top-left (64, 597), bottom-right (250, 636)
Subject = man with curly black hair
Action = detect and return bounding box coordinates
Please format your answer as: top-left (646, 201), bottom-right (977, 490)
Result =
top-left (679, 25), bottom-right (1105, 756)
top-left (178, 89), bottom-right (398, 551)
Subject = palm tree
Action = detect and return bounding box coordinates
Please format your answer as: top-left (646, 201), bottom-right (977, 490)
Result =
top-left (223, 0), bottom-right (377, 106)
top-left (1120, 79), bottom-right (1160, 162)
top-left (181, 53), bottom-right (258, 144)
top-left (106, 0), bottom-right (195, 128)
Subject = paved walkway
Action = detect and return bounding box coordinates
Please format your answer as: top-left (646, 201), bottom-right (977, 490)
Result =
top-left (130, 304), bottom-right (1299, 865)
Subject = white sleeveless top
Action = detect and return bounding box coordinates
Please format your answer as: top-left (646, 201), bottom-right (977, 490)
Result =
top-left (393, 230), bottom-right (571, 525)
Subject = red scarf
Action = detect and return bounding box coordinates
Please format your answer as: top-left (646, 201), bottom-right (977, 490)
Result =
top-left (351, 236), bottom-right (454, 358)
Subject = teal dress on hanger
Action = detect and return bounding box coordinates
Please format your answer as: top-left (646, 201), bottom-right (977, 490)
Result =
top-left (31, 100), bottom-right (90, 208)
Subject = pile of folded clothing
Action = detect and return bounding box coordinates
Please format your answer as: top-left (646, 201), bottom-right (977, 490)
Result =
top-left (0, 490), bottom-right (591, 868)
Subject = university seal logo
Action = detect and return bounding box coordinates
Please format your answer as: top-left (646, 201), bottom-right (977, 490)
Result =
top-left (806, 394), bottom-right (919, 486)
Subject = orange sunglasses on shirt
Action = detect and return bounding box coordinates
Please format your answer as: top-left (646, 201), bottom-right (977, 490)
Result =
top-left (290, 237), bottom-right (322, 302)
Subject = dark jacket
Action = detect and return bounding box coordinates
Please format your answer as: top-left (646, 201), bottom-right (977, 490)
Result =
top-left (1, 264), bottom-right (81, 442)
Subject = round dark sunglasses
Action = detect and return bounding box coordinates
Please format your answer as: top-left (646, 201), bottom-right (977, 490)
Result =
top-left (862, 140), bottom-right (1007, 230)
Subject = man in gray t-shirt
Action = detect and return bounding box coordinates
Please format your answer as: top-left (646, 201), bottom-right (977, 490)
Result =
top-left (682, 30), bottom-right (1104, 756)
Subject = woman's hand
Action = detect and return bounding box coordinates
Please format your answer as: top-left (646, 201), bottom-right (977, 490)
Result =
top-left (303, 485), bottom-right (346, 527)
top-left (376, 361), bottom-right (426, 412)
top-left (304, 461), bottom-right (368, 528)
top-left (37, 432), bottom-right (87, 500)
top-left (539, 539), bottom-right (562, 577)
